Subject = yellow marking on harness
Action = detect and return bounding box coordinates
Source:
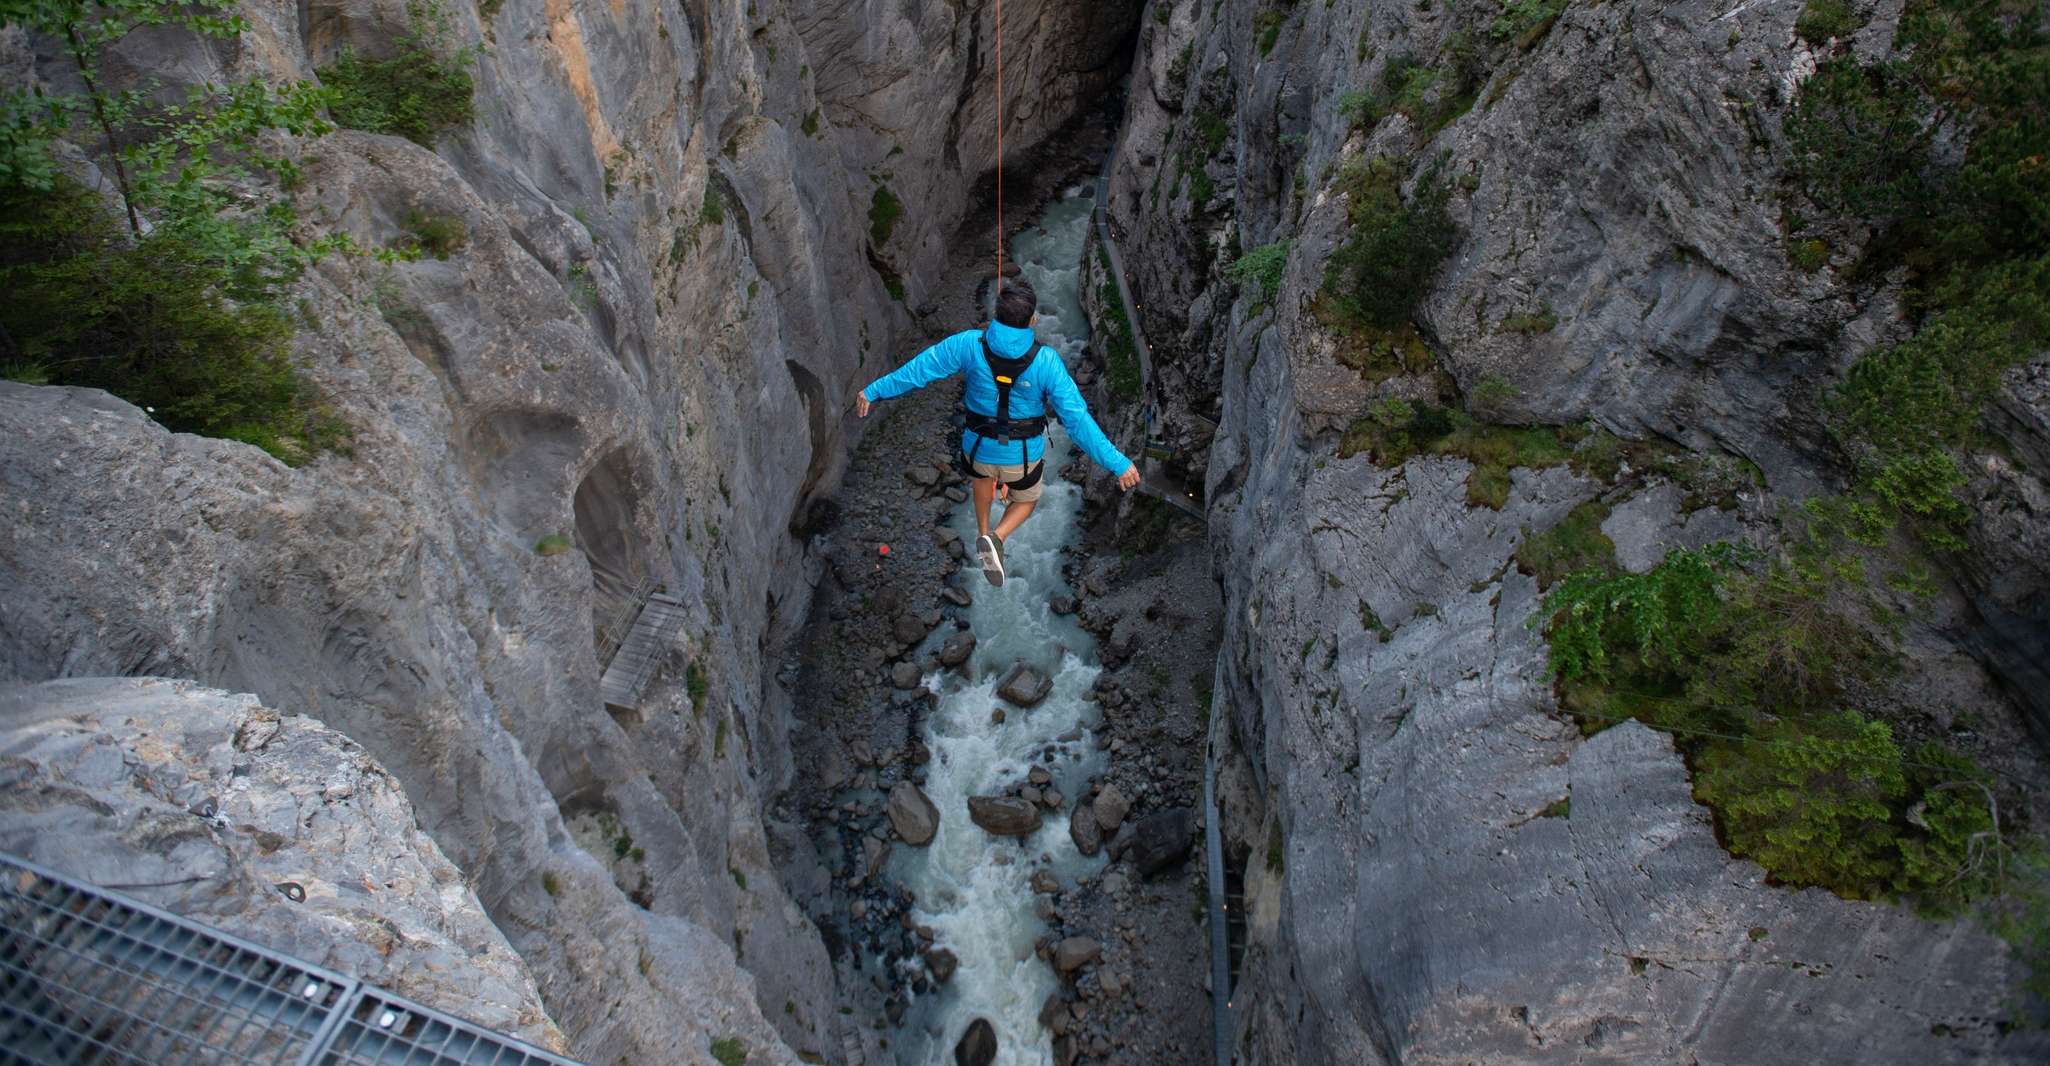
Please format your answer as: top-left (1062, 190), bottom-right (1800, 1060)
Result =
top-left (995, 375), bottom-right (1014, 384)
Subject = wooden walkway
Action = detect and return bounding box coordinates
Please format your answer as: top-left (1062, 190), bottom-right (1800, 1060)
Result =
top-left (598, 588), bottom-right (688, 711)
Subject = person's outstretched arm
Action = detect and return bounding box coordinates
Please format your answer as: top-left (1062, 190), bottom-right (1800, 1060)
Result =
top-left (1044, 363), bottom-right (1142, 491)
top-left (856, 333), bottom-right (972, 417)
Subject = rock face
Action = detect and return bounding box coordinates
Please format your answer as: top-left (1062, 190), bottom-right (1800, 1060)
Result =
top-left (966, 796), bottom-right (1042, 837)
top-left (887, 781), bottom-right (940, 846)
top-left (1099, 1), bottom-right (2042, 1064)
top-left (0, 0), bottom-right (1141, 1060)
top-left (0, 678), bottom-right (565, 1051)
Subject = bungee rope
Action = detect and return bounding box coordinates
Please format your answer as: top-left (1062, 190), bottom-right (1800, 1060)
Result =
top-left (994, 0), bottom-right (1005, 297)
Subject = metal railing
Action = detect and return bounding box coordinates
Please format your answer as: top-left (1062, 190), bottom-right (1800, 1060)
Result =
top-left (0, 852), bottom-right (583, 1066)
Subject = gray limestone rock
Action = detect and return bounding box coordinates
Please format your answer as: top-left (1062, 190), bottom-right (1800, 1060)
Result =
top-left (966, 796), bottom-right (1042, 837)
top-left (1070, 804), bottom-right (1104, 857)
top-left (1125, 808), bottom-right (1193, 878)
top-left (939, 631), bottom-right (978, 668)
top-left (997, 661), bottom-right (1055, 707)
top-left (953, 1017), bottom-right (997, 1066)
top-left (1052, 937), bottom-right (1101, 974)
top-left (885, 779), bottom-right (938, 844)
top-left (0, 678), bottom-right (567, 1052)
top-left (1091, 784), bottom-right (1130, 834)
top-left (891, 662), bottom-right (924, 689)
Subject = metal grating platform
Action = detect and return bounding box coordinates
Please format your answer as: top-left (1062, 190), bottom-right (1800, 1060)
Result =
top-left (0, 852), bottom-right (584, 1066)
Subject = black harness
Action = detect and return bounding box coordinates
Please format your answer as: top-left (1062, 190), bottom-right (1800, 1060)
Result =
top-left (954, 332), bottom-right (1048, 492)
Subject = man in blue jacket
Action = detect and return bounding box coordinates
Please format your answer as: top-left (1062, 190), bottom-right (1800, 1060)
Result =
top-left (856, 280), bottom-right (1140, 586)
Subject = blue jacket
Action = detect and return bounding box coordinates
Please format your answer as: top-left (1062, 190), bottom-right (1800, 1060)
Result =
top-left (862, 320), bottom-right (1133, 475)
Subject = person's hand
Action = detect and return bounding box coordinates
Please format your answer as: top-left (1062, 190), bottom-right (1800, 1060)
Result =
top-left (855, 392), bottom-right (871, 418)
top-left (1117, 464), bottom-right (1141, 491)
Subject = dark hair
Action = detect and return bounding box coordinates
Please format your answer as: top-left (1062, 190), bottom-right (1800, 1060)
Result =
top-left (995, 281), bottom-right (1037, 328)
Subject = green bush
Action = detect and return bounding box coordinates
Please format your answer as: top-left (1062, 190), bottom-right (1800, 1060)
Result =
top-left (1228, 240), bottom-right (1290, 305)
top-left (1497, 309), bottom-right (1557, 333)
top-left (534, 533), bottom-right (575, 556)
top-left (0, 180), bottom-right (342, 461)
top-left (1696, 710), bottom-right (1906, 896)
top-left (1254, 10), bottom-right (1286, 57)
top-left (319, 1), bottom-right (479, 147)
top-left (1515, 501), bottom-right (1616, 588)
top-left (1338, 400), bottom-right (1577, 508)
top-left (401, 209), bottom-right (467, 259)
top-left (1788, 237), bottom-right (1829, 271)
top-left (867, 183), bottom-right (901, 245)
top-left (1322, 158), bottom-right (1459, 332)
top-left (709, 1037), bottom-right (747, 1066)
top-left (1490, 0), bottom-right (1565, 50)
top-left (1094, 248), bottom-right (1143, 401)
top-left (1794, 0), bottom-right (1861, 45)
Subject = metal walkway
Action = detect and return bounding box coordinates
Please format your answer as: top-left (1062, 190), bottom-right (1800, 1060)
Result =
top-left (0, 852), bottom-right (582, 1066)
top-left (597, 584), bottom-right (688, 712)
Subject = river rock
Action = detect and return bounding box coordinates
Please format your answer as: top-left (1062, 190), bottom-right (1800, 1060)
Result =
top-left (891, 662), bottom-right (923, 689)
top-left (967, 796), bottom-right (1042, 836)
top-left (939, 631), bottom-right (978, 667)
top-left (990, 708), bottom-right (1007, 724)
top-left (1091, 784), bottom-right (1130, 833)
top-left (1028, 765), bottom-right (1052, 785)
top-left (954, 1018), bottom-right (997, 1066)
top-left (997, 661), bottom-right (1055, 707)
top-left (927, 947), bottom-right (959, 983)
top-left (943, 586), bottom-right (974, 607)
top-left (908, 466), bottom-right (941, 488)
top-left (1070, 804), bottom-right (1103, 856)
top-left (1030, 868), bottom-right (1061, 894)
top-left (1127, 808), bottom-right (1193, 877)
top-left (895, 614), bottom-right (931, 645)
top-left (1052, 936), bottom-right (1101, 974)
top-left (1050, 594), bottom-right (1079, 615)
top-left (888, 782), bottom-right (940, 846)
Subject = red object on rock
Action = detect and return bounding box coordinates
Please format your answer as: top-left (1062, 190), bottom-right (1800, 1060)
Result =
top-left (878, 544), bottom-right (891, 556)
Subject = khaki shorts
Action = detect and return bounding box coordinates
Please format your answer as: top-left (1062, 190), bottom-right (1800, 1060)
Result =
top-left (969, 459), bottom-right (1044, 502)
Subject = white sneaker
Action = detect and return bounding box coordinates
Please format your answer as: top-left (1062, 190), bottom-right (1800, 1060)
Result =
top-left (975, 534), bottom-right (1006, 587)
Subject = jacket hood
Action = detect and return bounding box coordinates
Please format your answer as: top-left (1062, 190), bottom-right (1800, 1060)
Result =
top-left (984, 320), bottom-right (1037, 358)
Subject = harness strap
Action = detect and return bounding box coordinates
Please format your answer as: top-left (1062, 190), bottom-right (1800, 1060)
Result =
top-left (958, 333), bottom-right (1048, 487)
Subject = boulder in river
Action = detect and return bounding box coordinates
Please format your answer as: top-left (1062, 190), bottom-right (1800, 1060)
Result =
top-left (955, 1018), bottom-right (997, 1066)
top-left (996, 661), bottom-right (1054, 707)
top-left (1052, 936), bottom-right (1101, 974)
top-left (1070, 804), bottom-right (1102, 856)
top-left (890, 662), bottom-right (923, 689)
top-left (894, 614), bottom-right (931, 645)
top-left (1127, 808), bottom-right (1194, 877)
top-left (889, 781), bottom-right (940, 846)
top-left (1092, 783), bottom-right (1130, 833)
top-left (967, 795), bottom-right (1042, 836)
top-left (927, 947), bottom-right (959, 983)
top-left (939, 631), bottom-right (977, 668)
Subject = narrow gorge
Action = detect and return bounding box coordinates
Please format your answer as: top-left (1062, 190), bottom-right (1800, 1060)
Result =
top-left (0, 1), bottom-right (2045, 1065)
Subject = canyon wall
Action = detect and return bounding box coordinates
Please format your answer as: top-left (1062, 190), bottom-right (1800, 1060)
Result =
top-left (1100, 0), bottom-right (2047, 1063)
top-left (0, 1), bottom-right (1137, 1062)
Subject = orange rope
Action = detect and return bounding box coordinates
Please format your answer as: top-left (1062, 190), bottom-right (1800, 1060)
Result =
top-left (994, 0), bottom-right (1004, 297)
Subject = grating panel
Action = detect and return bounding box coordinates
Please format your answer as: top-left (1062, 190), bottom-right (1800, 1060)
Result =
top-left (0, 854), bottom-right (583, 1066)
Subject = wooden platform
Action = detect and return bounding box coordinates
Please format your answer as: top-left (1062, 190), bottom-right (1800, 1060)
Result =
top-left (598, 590), bottom-right (688, 711)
